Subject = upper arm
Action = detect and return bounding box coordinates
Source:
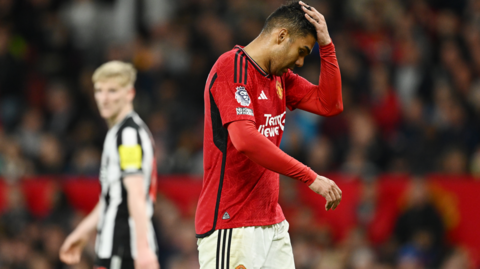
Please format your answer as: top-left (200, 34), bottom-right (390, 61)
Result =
top-left (117, 126), bottom-right (144, 176)
top-left (227, 120), bottom-right (257, 153)
top-left (210, 54), bottom-right (256, 127)
top-left (123, 174), bottom-right (145, 198)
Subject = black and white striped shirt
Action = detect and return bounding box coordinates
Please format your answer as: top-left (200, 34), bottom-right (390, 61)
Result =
top-left (95, 111), bottom-right (158, 259)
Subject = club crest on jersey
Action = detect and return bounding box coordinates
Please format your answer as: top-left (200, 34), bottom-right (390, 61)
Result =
top-left (235, 86), bottom-right (251, 106)
top-left (276, 80), bottom-right (283, 100)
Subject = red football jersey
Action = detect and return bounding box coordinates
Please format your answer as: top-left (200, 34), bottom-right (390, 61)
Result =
top-left (196, 45), bottom-right (319, 237)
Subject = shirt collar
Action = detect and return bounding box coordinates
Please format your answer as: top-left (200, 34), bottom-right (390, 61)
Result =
top-left (234, 45), bottom-right (270, 78)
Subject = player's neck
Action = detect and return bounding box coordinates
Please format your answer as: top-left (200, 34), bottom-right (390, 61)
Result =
top-left (106, 105), bottom-right (133, 128)
top-left (244, 37), bottom-right (271, 75)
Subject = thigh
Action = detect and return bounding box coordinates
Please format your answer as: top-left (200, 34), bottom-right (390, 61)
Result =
top-left (198, 226), bottom-right (274, 269)
top-left (263, 221), bottom-right (295, 269)
top-left (94, 256), bottom-right (135, 269)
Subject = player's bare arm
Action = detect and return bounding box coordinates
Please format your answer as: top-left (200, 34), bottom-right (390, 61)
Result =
top-left (59, 202), bottom-right (101, 264)
top-left (124, 175), bottom-right (160, 269)
top-left (300, 1), bottom-right (331, 46)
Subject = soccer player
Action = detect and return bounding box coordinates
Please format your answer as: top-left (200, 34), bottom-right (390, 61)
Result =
top-left (59, 61), bottom-right (159, 269)
top-left (196, 1), bottom-right (343, 268)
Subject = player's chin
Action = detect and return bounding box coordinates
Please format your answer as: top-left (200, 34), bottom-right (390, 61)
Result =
top-left (99, 110), bottom-right (112, 119)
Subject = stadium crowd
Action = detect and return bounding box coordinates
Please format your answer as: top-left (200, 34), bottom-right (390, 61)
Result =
top-left (0, 0), bottom-right (479, 268)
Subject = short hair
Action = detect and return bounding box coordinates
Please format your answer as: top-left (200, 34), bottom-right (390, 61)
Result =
top-left (92, 61), bottom-right (137, 87)
top-left (262, 1), bottom-right (316, 39)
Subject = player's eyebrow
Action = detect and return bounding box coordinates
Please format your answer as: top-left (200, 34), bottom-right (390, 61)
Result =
top-left (304, 46), bottom-right (312, 54)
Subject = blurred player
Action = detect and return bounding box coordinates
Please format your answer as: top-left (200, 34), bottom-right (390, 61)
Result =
top-left (59, 61), bottom-right (159, 269)
top-left (196, 1), bottom-right (343, 268)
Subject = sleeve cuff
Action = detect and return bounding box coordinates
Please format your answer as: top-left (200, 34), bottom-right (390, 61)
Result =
top-left (303, 167), bottom-right (317, 186)
top-left (319, 42), bottom-right (335, 54)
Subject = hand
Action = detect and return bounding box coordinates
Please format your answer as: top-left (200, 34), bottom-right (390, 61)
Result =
top-left (299, 1), bottom-right (331, 46)
top-left (59, 232), bottom-right (88, 264)
top-left (135, 247), bottom-right (160, 269)
top-left (308, 175), bottom-right (342, 210)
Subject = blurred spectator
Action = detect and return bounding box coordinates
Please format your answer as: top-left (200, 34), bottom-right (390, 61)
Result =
top-left (440, 146), bottom-right (468, 175)
top-left (36, 134), bottom-right (65, 175)
top-left (394, 179), bottom-right (445, 268)
top-left (0, 184), bottom-right (32, 237)
top-left (369, 64), bottom-right (401, 140)
top-left (0, 137), bottom-right (34, 183)
top-left (44, 82), bottom-right (78, 137)
top-left (15, 108), bottom-right (44, 160)
top-left (307, 136), bottom-right (333, 173)
top-left (68, 145), bottom-right (100, 175)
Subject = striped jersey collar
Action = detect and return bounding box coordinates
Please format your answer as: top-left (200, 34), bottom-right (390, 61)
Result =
top-left (234, 45), bottom-right (270, 78)
top-left (112, 110), bottom-right (137, 129)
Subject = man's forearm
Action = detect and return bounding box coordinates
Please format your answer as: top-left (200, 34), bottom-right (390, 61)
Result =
top-left (124, 175), bottom-right (151, 251)
top-left (228, 120), bottom-right (317, 185)
top-left (72, 202), bottom-right (101, 236)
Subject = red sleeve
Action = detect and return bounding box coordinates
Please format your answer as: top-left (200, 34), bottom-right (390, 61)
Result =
top-left (227, 120), bottom-right (317, 185)
top-left (285, 42), bottom-right (343, 116)
top-left (212, 58), bottom-right (256, 127)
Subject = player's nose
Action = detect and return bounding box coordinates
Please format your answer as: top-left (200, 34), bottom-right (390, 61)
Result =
top-left (295, 57), bottom-right (304, 68)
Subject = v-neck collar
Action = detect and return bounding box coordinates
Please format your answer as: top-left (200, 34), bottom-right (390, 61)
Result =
top-left (234, 45), bottom-right (270, 78)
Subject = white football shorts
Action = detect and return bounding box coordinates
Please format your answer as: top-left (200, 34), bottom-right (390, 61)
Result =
top-left (197, 220), bottom-right (295, 269)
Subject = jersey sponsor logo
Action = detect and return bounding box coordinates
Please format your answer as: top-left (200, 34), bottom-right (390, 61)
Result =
top-left (276, 80), bottom-right (283, 100)
top-left (236, 265), bottom-right (246, 269)
top-left (236, 107), bottom-right (254, 116)
top-left (222, 212), bottom-right (230, 219)
top-left (118, 144), bottom-right (142, 170)
top-left (235, 86), bottom-right (251, 106)
top-left (258, 90), bottom-right (268, 100)
top-left (258, 112), bottom-right (286, 138)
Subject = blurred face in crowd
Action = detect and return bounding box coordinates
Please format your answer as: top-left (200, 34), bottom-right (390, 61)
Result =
top-left (269, 30), bottom-right (316, 76)
top-left (94, 78), bottom-right (134, 124)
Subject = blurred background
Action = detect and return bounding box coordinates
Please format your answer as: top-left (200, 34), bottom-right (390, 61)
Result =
top-left (1, 0), bottom-right (480, 268)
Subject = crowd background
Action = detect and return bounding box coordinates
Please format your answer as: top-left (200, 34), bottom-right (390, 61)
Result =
top-left (0, 0), bottom-right (479, 268)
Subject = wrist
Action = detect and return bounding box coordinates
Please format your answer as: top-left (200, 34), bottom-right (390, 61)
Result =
top-left (318, 37), bottom-right (332, 47)
top-left (305, 168), bottom-right (317, 186)
top-left (319, 40), bottom-right (334, 49)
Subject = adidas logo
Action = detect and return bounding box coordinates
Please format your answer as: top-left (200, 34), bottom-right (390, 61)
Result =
top-left (222, 212), bottom-right (230, 219)
top-left (258, 91), bottom-right (268, 100)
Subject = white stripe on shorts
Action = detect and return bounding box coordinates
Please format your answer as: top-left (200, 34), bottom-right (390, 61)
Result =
top-left (216, 229), bottom-right (233, 269)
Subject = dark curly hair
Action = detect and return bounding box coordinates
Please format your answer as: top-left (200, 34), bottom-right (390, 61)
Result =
top-left (261, 1), bottom-right (317, 39)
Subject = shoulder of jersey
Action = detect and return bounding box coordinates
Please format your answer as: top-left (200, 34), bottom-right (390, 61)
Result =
top-left (116, 116), bottom-right (141, 137)
top-left (215, 48), bottom-right (249, 85)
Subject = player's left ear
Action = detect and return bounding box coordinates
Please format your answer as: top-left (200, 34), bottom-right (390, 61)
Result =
top-left (127, 87), bottom-right (136, 101)
top-left (277, 28), bottom-right (289, 45)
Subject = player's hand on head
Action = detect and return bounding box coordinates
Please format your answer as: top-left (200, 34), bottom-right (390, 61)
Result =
top-left (59, 232), bottom-right (88, 264)
top-left (299, 1), bottom-right (331, 46)
top-left (135, 247), bottom-right (160, 269)
top-left (308, 175), bottom-right (342, 210)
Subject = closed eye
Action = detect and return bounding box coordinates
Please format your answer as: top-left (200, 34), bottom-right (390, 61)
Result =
top-left (299, 49), bottom-right (308, 57)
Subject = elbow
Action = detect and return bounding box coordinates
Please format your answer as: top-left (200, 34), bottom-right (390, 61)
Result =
top-left (231, 138), bottom-right (248, 154)
top-left (234, 142), bottom-right (251, 155)
top-left (232, 139), bottom-right (257, 156)
top-left (325, 102), bottom-right (344, 117)
top-left (235, 144), bottom-right (247, 154)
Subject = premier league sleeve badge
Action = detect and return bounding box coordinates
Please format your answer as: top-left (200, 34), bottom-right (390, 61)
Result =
top-left (235, 86), bottom-right (251, 106)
